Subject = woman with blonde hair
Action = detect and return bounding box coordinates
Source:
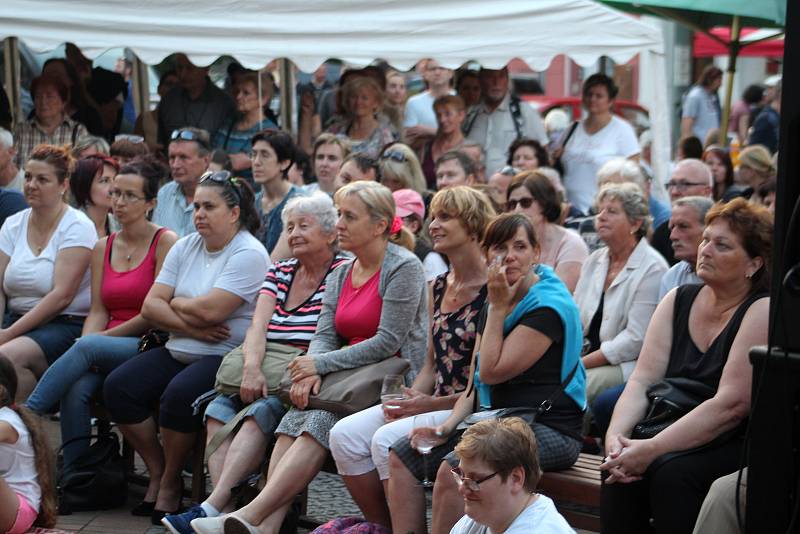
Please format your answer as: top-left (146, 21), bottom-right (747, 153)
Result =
top-left (378, 143), bottom-right (427, 196)
top-left (328, 186), bottom-right (495, 527)
top-left (326, 77), bottom-right (397, 159)
top-left (191, 181), bottom-right (428, 534)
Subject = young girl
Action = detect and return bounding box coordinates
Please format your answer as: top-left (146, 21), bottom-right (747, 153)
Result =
top-left (0, 356), bottom-right (56, 534)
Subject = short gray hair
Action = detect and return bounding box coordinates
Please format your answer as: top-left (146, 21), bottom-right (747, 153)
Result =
top-left (596, 182), bottom-right (650, 240)
top-left (674, 158), bottom-right (713, 188)
top-left (72, 135), bottom-right (110, 156)
top-left (672, 196), bottom-right (714, 224)
top-left (281, 192), bottom-right (338, 235)
top-left (0, 128), bottom-right (13, 150)
top-left (597, 158), bottom-right (646, 190)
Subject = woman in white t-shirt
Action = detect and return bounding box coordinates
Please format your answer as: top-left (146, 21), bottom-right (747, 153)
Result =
top-left (0, 145), bottom-right (96, 401)
top-left (448, 417), bottom-right (574, 534)
top-left (558, 74), bottom-right (640, 216)
top-left (0, 356), bottom-right (56, 533)
top-left (103, 171), bottom-right (269, 524)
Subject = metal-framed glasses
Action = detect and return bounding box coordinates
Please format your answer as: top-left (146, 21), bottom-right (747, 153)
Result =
top-left (665, 180), bottom-right (707, 191)
top-left (199, 170), bottom-right (242, 203)
top-left (450, 467), bottom-right (499, 492)
top-left (109, 189), bottom-right (145, 203)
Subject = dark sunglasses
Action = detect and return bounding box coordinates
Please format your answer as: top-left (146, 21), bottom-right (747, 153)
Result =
top-left (171, 129), bottom-right (210, 149)
top-left (199, 170), bottom-right (242, 203)
top-left (380, 150), bottom-right (408, 163)
top-left (506, 197), bottom-right (536, 211)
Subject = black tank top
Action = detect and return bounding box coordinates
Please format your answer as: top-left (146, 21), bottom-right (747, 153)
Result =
top-left (667, 284), bottom-right (766, 389)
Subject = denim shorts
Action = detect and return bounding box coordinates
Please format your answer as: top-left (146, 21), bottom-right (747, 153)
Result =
top-left (3, 312), bottom-right (84, 364)
top-left (204, 394), bottom-right (287, 437)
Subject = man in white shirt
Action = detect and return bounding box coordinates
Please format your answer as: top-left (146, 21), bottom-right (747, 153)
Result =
top-left (464, 68), bottom-right (548, 176)
top-left (403, 59), bottom-right (454, 147)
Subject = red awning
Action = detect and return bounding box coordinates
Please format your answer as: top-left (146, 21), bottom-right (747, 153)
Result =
top-left (694, 27), bottom-right (784, 58)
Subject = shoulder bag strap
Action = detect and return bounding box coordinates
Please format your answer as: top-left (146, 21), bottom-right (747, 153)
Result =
top-left (508, 95), bottom-right (524, 140)
top-left (536, 361), bottom-right (580, 416)
top-left (560, 120), bottom-right (580, 150)
top-left (462, 105), bottom-right (481, 136)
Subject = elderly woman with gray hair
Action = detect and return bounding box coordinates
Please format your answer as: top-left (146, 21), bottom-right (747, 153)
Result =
top-left (573, 182), bottom-right (668, 404)
top-left (163, 193), bottom-right (349, 532)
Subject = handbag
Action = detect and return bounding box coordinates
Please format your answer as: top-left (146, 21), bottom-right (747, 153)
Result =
top-left (277, 356), bottom-right (410, 417)
top-left (552, 120), bottom-right (580, 176)
top-left (57, 432), bottom-right (127, 514)
top-left (215, 343), bottom-right (305, 395)
top-left (631, 377), bottom-right (716, 440)
top-left (137, 329), bottom-right (169, 353)
top-left (458, 362), bottom-right (580, 430)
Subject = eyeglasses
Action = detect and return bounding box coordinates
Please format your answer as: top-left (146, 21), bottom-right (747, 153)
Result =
top-left (506, 197), bottom-right (536, 211)
top-left (665, 180), bottom-right (708, 191)
top-left (171, 129), bottom-right (210, 149)
top-left (110, 189), bottom-right (145, 203)
top-left (199, 170), bottom-right (242, 203)
top-left (450, 467), bottom-right (499, 492)
top-left (380, 150), bottom-right (408, 163)
top-left (114, 134), bottom-right (145, 144)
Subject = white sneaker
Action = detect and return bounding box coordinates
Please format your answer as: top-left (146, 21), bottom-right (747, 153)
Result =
top-left (223, 515), bottom-right (261, 534)
top-left (190, 514), bottom-right (227, 534)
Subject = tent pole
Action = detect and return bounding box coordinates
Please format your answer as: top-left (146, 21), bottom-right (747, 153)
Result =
top-left (719, 15), bottom-right (741, 147)
top-left (131, 53), bottom-right (149, 120)
top-left (2, 37), bottom-right (21, 126)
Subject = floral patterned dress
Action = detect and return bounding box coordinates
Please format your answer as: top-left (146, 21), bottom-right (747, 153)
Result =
top-left (431, 274), bottom-right (487, 397)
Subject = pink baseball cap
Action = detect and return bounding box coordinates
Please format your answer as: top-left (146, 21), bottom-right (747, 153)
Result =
top-left (392, 188), bottom-right (425, 220)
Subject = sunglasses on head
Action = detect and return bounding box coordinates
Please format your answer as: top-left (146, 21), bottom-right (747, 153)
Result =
top-left (114, 134), bottom-right (145, 144)
top-left (506, 197), bottom-right (536, 211)
top-left (380, 150), bottom-right (407, 163)
top-left (171, 129), bottom-right (210, 149)
top-left (199, 170), bottom-right (242, 203)
top-left (499, 165), bottom-right (519, 176)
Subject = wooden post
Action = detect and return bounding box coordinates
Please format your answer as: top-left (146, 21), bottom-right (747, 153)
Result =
top-left (2, 37), bottom-right (22, 126)
top-left (719, 15), bottom-right (741, 147)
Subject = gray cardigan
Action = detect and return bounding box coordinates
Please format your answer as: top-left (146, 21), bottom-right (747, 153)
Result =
top-left (309, 243), bottom-right (428, 380)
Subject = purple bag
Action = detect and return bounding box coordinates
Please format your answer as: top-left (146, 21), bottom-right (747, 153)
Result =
top-left (311, 517), bottom-right (391, 534)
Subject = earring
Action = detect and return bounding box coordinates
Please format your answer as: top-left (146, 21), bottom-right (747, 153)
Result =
top-left (745, 272), bottom-right (753, 279)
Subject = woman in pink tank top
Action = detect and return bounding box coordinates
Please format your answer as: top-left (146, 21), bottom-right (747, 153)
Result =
top-left (25, 157), bottom-right (177, 475)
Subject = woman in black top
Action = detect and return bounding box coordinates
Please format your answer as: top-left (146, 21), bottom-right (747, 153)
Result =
top-left (600, 198), bottom-right (772, 534)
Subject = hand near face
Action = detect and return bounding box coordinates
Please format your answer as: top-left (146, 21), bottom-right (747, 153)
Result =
top-left (487, 255), bottom-right (523, 310)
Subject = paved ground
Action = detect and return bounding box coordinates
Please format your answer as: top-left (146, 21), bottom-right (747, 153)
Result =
top-left (41, 418), bottom-right (596, 533)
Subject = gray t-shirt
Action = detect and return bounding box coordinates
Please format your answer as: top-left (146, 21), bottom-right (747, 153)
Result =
top-left (156, 230), bottom-right (269, 361)
top-left (682, 85), bottom-right (720, 142)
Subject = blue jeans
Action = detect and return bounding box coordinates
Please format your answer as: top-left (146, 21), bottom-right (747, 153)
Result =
top-left (26, 334), bottom-right (140, 467)
top-left (592, 383), bottom-right (626, 438)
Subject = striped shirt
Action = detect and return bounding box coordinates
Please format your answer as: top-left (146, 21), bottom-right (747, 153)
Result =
top-left (261, 253), bottom-right (350, 350)
top-left (12, 116), bottom-right (88, 167)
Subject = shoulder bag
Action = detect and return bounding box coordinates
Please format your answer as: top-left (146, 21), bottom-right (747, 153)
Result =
top-left (215, 342), bottom-right (305, 395)
top-left (57, 432), bottom-right (127, 514)
top-left (276, 356), bottom-right (410, 417)
top-left (631, 377), bottom-right (716, 439)
top-left (552, 120), bottom-right (580, 176)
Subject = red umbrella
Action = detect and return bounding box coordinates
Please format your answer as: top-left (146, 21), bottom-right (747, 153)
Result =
top-left (694, 27), bottom-right (784, 57)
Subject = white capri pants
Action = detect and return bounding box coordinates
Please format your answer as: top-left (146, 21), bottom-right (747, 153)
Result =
top-left (329, 404), bottom-right (453, 480)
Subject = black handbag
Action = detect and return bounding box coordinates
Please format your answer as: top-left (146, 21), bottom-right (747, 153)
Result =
top-left (137, 329), bottom-right (169, 353)
top-left (57, 432), bottom-right (128, 514)
top-left (631, 377), bottom-right (716, 440)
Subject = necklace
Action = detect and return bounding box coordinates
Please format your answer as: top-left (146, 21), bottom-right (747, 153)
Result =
top-left (31, 204), bottom-right (66, 255)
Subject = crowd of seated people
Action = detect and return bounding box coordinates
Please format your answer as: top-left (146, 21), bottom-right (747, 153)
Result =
top-left (0, 56), bottom-right (782, 534)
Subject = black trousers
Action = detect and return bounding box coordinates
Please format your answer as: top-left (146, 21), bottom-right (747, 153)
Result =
top-left (600, 437), bottom-right (744, 534)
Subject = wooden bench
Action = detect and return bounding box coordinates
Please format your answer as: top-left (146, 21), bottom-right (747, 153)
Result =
top-left (537, 453), bottom-right (602, 531)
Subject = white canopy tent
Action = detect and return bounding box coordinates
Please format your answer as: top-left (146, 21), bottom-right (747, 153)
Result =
top-left (0, 0), bottom-right (671, 195)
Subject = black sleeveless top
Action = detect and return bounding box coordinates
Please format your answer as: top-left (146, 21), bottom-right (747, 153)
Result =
top-left (667, 284), bottom-right (766, 389)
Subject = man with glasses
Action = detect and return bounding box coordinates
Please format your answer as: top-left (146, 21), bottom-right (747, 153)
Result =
top-left (449, 417), bottom-right (573, 534)
top-left (153, 127), bottom-right (212, 236)
top-left (158, 54), bottom-right (235, 148)
top-left (651, 159), bottom-right (713, 265)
